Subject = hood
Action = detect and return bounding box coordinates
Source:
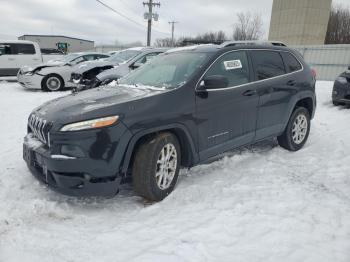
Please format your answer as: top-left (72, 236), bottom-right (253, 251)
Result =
top-left (96, 64), bottom-right (129, 81)
top-left (73, 60), bottom-right (118, 75)
top-left (21, 60), bottom-right (66, 73)
top-left (33, 85), bottom-right (167, 127)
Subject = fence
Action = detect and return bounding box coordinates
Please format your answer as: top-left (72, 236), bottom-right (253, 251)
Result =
top-left (291, 44), bottom-right (350, 81)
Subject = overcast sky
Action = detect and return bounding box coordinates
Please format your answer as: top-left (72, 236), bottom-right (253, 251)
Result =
top-left (0, 0), bottom-right (349, 45)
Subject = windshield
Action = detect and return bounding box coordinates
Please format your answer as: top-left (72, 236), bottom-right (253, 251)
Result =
top-left (118, 52), bottom-right (210, 89)
top-left (108, 50), bottom-right (142, 63)
top-left (60, 53), bottom-right (80, 63)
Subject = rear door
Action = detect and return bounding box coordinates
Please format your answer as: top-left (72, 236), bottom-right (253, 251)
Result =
top-left (195, 50), bottom-right (259, 160)
top-left (249, 50), bottom-right (297, 140)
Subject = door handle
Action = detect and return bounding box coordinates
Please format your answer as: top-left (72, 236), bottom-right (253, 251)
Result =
top-left (242, 90), bottom-right (257, 96)
top-left (8, 58), bottom-right (15, 61)
top-left (287, 80), bottom-right (296, 86)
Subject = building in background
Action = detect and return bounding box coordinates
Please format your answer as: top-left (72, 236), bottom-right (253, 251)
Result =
top-left (18, 35), bottom-right (94, 53)
top-left (269, 0), bottom-right (332, 45)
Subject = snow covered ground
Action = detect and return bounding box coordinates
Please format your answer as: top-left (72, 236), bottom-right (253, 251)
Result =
top-left (0, 81), bottom-right (349, 262)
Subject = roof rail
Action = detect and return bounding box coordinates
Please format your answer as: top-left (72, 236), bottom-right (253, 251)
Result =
top-left (221, 41), bottom-right (287, 48)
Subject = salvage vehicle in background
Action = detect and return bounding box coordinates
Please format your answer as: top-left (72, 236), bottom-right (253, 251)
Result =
top-left (92, 47), bottom-right (168, 89)
top-left (332, 66), bottom-right (350, 106)
top-left (0, 40), bottom-right (64, 77)
top-left (17, 52), bottom-right (110, 91)
top-left (23, 42), bottom-right (316, 201)
top-left (70, 47), bottom-right (167, 90)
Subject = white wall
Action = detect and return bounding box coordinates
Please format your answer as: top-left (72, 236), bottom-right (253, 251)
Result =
top-left (292, 44), bottom-right (350, 81)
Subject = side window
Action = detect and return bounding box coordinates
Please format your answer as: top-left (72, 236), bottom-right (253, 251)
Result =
top-left (280, 52), bottom-right (302, 73)
top-left (204, 51), bottom-right (250, 87)
top-left (251, 50), bottom-right (286, 80)
top-left (15, 44), bottom-right (36, 55)
top-left (0, 44), bottom-right (12, 55)
top-left (135, 53), bottom-right (160, 64)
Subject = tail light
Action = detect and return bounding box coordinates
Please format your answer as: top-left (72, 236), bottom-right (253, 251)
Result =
top-left (311, 68), bottom-right (317, 79)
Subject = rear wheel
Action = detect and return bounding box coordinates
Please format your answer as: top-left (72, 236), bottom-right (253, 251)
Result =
top-left (41, 74), bottom-right (64, 92)
top-left (132, 132), bottom-right (181, 201)
top-left (278, 107), bottom-right (310, 151)
top-left (332, 100), bottom-right (339, 106)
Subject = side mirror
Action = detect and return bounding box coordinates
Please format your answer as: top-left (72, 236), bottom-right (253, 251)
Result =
top-left (198, 75), bottom-right (229, 90)
top-left (130, 62), bottom-right (143, 69)
top-left (348, 66), bottom-right (350, 70)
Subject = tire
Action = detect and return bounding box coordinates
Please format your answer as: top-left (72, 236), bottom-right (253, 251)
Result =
top-left (132, 132), bottom-right (181, 201)
top-left (333, 100), bottom-right (339, 106)
top-left (41, 74), bottom-right (64, 92)
top-left (277, 107), bottom-right (311, 151)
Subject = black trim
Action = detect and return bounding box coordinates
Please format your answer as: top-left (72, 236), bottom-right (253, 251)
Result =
top-left (0, 68), bottom-right (19, 76)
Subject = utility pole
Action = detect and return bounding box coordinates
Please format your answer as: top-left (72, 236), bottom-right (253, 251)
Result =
top-left (168, 21), bottom-right (178, 47)
top-left (143, 0), bottom-right (160, 46)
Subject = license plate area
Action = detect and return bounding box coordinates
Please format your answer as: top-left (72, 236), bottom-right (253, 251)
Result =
top-left (23, 144), bottom-right (34, 164)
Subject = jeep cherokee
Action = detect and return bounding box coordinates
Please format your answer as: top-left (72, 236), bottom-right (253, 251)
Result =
top-left (23, 42), bottom-right (316, 201)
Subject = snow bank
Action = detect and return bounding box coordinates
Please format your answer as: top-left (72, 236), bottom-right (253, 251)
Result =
top-left (0, 81), bottom-right (349, 262)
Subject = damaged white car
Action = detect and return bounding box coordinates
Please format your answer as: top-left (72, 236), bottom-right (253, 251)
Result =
top-left (17, 52), bottom-right (109, 91)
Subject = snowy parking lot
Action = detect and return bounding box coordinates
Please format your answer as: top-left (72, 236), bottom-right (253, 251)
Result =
top-left (0, 81), bottom-right (349, 262)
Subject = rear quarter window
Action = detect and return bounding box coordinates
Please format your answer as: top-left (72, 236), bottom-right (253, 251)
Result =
top-left (280, 52), bottom-right (302, 73)
top-left (251, 50), bottom-right (286, 80)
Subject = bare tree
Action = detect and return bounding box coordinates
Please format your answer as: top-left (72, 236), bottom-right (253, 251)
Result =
top-left (325, 5), bottom-right (350, 44)
top-left (233, 12), bottom-right (263, 41)
top-left (155, 31), bottom-right (227, 47)
top-left (155, 38), bottom-right (173, 47)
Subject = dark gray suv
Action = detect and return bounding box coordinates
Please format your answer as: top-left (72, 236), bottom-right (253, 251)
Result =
top-left (23, 42), bottom-right (316, 201)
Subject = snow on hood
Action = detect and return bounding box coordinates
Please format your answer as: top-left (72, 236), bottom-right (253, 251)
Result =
top-left (21, 60), bottom-right (66, 73)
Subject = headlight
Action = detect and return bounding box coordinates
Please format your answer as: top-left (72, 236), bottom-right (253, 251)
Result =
top-left (73, 79), bottom-right (81, 84)
top-left (336, 76), bottom-right (348, 84)
top-left (24, 71), bottom-right (34, 76)
top-left (60, 116), bottom-right (119, 132)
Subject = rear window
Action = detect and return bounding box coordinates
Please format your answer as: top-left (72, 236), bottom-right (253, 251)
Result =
top-left (251, 50), bottom-right (286, 80)
top-left (280, 52), bottom-right (302, 73)
top-left (0, 44), bottom-right (11, 55)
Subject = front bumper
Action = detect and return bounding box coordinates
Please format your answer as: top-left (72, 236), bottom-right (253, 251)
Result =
top-left (23, 122), bottom-right (132, 197)
top-left (332, 81), bottom-right (350, 104)
top-left (17, 72), bottom-right (44, 89)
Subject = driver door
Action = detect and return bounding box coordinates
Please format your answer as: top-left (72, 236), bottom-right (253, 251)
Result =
top-left (195, 50), bottom-right (259, 160)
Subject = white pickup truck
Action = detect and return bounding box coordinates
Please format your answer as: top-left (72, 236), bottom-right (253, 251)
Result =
top-left (0, 40), bottom-right (64, 77)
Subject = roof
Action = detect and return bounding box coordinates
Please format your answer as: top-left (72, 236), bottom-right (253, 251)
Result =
top-left (18, 35), bottom-right (94, 43)
top-left (166, 41), bottom-right (290, 54)
top-left (0, 40), bottom-right (39, 44)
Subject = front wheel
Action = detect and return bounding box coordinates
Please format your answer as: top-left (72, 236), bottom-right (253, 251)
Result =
top-left (132, 132), bottom-right (181, 201)
top-left (41, 74), bottom-right (64, 92)
top-left (278, 107), bottom-right (311, 151)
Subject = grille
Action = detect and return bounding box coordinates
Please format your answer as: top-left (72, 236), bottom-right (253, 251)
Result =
top-left (28, 114), bottom-right (51, 145)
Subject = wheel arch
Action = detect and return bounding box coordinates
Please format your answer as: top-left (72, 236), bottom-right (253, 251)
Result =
top-left (282, 91), bottom-right (316, 131)
top-left (120, 124), bottom-right (198, 174)
top-left (41, 73), bottom-right (65, 90)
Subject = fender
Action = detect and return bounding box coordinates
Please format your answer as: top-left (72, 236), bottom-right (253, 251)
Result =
top-left (282, 90), bottom-right (316, 131)
top-left (120, 123), bottom-right (199, 174)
